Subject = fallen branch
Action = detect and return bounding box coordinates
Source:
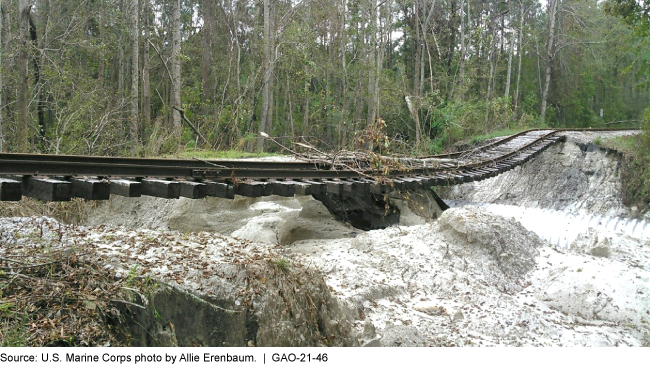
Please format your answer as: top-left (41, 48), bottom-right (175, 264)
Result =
top-left (110, 299), bottom-right (147, 310)
top-left (0, 261), bottom-right (59, 270)
top-left (604, 120), bottom-right (641, 126)
top-left (171, 106), bottom-right (208, 145)
top-left (160, 281), bottom-right (242, 314)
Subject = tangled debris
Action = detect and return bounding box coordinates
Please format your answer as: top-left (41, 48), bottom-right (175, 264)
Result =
top-left (0, 216), bottom-right (354, 347)
top-left (0, 218), bottom-right (130, 346)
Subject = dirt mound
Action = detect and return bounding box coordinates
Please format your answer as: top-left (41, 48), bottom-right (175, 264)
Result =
top-left (288, 206), bottom-right (648, 346)
top-left (435, 206), bottom-right (543, 293)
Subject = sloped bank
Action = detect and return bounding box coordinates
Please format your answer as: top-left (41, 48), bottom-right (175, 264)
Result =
top-left (83, 188), bottom-right (442, 243)
top-left (0, 217), bottom-right (355, 346)
top-left (440, 136), bottom-right (648, 219)
top-left (286, 206), bottom-right (650, 346)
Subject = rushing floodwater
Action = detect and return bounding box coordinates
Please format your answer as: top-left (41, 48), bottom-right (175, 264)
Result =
top-left (447, 200), bottom-right (650, 248)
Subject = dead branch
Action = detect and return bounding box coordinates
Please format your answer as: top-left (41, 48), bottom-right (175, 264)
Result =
top-left (171, 106), bottom-right (208, 145)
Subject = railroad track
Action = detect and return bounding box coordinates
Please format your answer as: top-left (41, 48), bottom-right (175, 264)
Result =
top-left (0, 128), bottom-right (638, 202)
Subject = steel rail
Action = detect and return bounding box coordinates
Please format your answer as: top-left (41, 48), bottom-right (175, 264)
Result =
top-left (0, 152), bottom-right (325, 170)
top-left (418, 127), bottom-right (639, 160)
top-left (0, 128), bottom-right (635, 182)
top-left (0, 159), bottom-right (362, 179)
top-left (0, 132), bottom-right (557, 179)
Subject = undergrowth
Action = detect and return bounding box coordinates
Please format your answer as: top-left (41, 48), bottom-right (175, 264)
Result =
top-left (603, 125), bottom-right (650, 215)
top-left (0, 198), bottom-right (98, 224)
top-left (164, 149), bottom-right (279, 160)
top-left (0, 245), bottom-right (130, 346)
top-left (468, 127), bottom-right (529, 145)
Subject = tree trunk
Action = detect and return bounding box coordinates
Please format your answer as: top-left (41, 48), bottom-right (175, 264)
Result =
top-left (34, 1), bottom-right (46, 145)
top-left (504, 2), bottom-right (516, 100)
top-left (201, 0), bottom-right (214, 103)
top-left (340, 0), bottom-right (349, 146)
top-left (99, 0), bottom-right (105, 87)
top-left (455, 0), bottom-right (466, 100)
top-left (142, 0), bottom-right (151, 143)
top-left (171, 0), bottom-right (182, 136)
top-left (540, 0), bottom-right (559, 124)
top-left (514, 1), bottom-right (524, 115)
top-left (366, 0), bottom-right (378, 126)
top-left (245, 3), bottom-right (261, 151)
top-left (0, 1), bottom-right (3, 152)
top-left (302, 76), bottom-right (309, 136)
top-left (484, 13), bottom-right (496, 127)
top-left (406, 96), bottom-right (421, 149)
top-left (130, 0), bottom-right (139, 151)
top-left (414, 0), bottom-right (420, 95)
top-left (16, 0), bottom-right (30, 152)
top-left (257, 0), bottom-right (274, 152)
top-left (118, 1), bottom-right (125, 108)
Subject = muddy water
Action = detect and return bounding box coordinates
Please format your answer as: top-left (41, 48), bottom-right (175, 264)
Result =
top-left (447, 200), bottom-right (649, 248)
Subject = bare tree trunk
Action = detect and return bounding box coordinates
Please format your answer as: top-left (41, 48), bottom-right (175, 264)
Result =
top-left (0, 1), bottom-right (3, 152)
top-left (540, 0), bottom-right (559, 124)
top-left (366, 0), bottom-right (378, 126)
top-left (340, 0), bottom-right (349, 147)
top-left (514, 1), bottom-right (524, 115)
top-left (456, 0), bottom-right (466, 100)
top-left (257, 0), bottom-right (274, 152)
top-left (201, 0), bottom-right (214, 103)
top-left (245, 3), bottom-right (261, 151)
top-left (16, 0), bottom-right (30, 151)
top-left (302, 75), bottom-right (309, 136)
top-left (99, 0), bottom-right (105, 87)
top-left (373, 2), bottom-right (388, 122)
top-left (118, 1), bottom-right (125, 108)
top-left (484, 13), bottom-right (496, 127)
top-left (130, 0), bottom-right (139, 151)
top-left (413, 0), bottom-right (420, 95)
top-left (142, 0), bottom-right (151, 142)
top-left (171, 0), bottom-right (182, 136)
top-left (504, 2), bottom-right (516, 100)
top-left (420, 0), bottom-right (436, 97)
top-left (34, 1), bottom-right (46, 145)
top-left (406, 96), bottom-right (421, 149)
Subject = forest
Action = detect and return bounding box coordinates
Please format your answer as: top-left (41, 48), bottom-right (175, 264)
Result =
top-left (0, 0), bottom-right (648, 156)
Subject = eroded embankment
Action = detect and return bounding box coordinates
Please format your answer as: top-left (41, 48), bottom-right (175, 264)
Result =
top-left (440, 137), bottom-right (648, 220)
top-left (0, 216), bottom-right (355, 346)
top-left (286, 206), bottom-right (650, 346)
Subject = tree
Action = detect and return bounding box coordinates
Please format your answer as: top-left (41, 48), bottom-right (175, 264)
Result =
top-left (171, 0), bottom-right (182, 137)
top-left (142, 0), bottom-right (151, 142)
top-left (257, 0), bottom-right (274, 152)
top-left (0, 0), bottom-right (646, 156)
top-left (0, 0), bottom-right (3, 152)
top-left (605, 1), bottom-right (650, 74)
top-left (16, 0), bottom-right (30, 152)
top-left (540, 0), bottom-right (560, 124)
top-left (130, 0), bottom-right (139, 151)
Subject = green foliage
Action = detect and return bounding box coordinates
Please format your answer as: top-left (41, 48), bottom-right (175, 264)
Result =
top-left (594, 136), bottom-right (602, 146)
top-left (274, 259), bottom-right (291, 273)
top-left (602, 109), bottom-right (650, 214)
top-left (125, 265), bottom-right (139, 289)
top-left (470, 128), bottom-right (528, 145)
top-left (422, 96), bottom-right (528, 153)
top-left (169, 149), bottom-right (278, 160)
top-left (1, 0), bottom-right (648, 156)
top-left (1, 317), bottom-right (28, 347)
